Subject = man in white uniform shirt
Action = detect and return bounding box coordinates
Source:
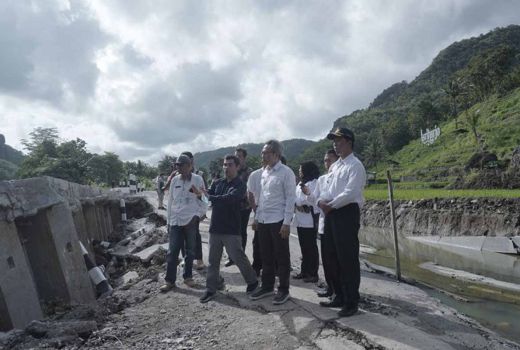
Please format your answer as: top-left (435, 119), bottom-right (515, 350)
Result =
top-left (319, 127), bottom-right (366, 317)
top-left (160, 154), bottom-right (207, 292)
top-left (250, 140), bottom-right (296, 305)
top-left (247, 164), bottom-right (265, 276)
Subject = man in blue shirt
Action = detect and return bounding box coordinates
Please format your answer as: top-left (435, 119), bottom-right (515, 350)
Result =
top-left (198, 155), bottom-right (259, 303)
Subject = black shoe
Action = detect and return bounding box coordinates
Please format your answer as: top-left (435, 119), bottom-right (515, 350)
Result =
top-left (292, 272), bottom-right (305, 279)
top-left (200, 291), bottom-right (215, 303)
top-left (338, 305), bottom-right (358, 317)
top-left (272, 290), bottom-right (290, 305)
top-left (303, 276), bottom-right (318, 283)
top-left (224, 260), bottom-right (235, 267)
top-left (246, 281), bottom-right (259, 294)
top-left (249, 287), bottom-right (275, 300)
top-left (316, 289), bottom-right (332, 298)
top-left (319, 297), bottom-right (344, 308)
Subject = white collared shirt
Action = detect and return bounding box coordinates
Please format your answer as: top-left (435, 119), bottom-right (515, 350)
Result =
top-left (327, 153), bottom-right (366, 209)
top-left (166, 173), bottom-right (207, 226)
top-left (256, 161), bottom-right (296, 225)
top-left (294, 179), bottom-right (318, 228)
top-left (308, 174), bottom-right (334, 234)
top-left (247, 168), bottom-right (263, 205)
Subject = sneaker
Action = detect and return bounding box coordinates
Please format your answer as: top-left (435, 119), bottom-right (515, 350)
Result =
top-left (200, 291), bottom-right (215, 303)
top-left (184, 278), bottom-right (197, 288)
top-left (246, 281), bottom-right (259, 294)
top-left (194, 260), bottom-right (206, 270)
top-left (224, 260), bottom-right (235, 267)
top-left (272, 290), bottom-right (290, 305)
top-left (249, 287), bottom-right (275, 300)
top-left (159, 282), bottom-right (175, 293)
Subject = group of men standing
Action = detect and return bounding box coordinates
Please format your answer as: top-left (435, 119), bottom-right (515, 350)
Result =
top-left (158, 127), bottom-right (366, 317)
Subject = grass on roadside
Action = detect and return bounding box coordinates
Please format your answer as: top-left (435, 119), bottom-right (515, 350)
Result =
top-left (364, 188), bottom-right (520, 201)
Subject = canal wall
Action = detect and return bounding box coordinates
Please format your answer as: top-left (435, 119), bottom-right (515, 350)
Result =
top-left (360, 198), bottom-right (520, 283)
top-left (0, 177), bottom-right (125, 331)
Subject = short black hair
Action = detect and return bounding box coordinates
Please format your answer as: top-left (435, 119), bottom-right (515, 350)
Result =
top-left (280, 155), bottom-right (287, 165)
top-left (224, 154), bottom-right (240, 167)
top-left (300, 161), bottom-right (320, 183)
top-left (181, 151), bottom-right (194, 159)
top-left (235, 147), bottom-right (247, 158)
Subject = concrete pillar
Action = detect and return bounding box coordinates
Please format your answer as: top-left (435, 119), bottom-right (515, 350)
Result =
top-left (0, 221), bottom-right (43, 330)
top-left (45, 203), bottom-right (95, 304)
top-left (83, 204), bottom-right (99, 242)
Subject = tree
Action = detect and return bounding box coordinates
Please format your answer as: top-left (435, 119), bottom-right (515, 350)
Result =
top-left (209, 157), bottom-right (223, 178)
top-left (364, 131), bottom-right (386, 171)
top-left (464, 109), bottom-right (484, 151)
top-left (21, 127), bottom-right (59, 153)
top-left (86, 152), bottom-right (124, 186)
top-left (443, 78), bottom-right (463, 129)
top-left (158, 155), bottom-right (176, 175)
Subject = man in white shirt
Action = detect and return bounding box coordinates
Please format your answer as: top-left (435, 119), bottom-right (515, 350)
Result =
top-left (249, 140), bottom-right (296, 305)
top-left (303, 149), bottom-right (339, 298)
top-left (319, 127), bottom-right (366, 317)
top-left (247, 164), bottom-right (265, 276)
top-left (160, 154), bottom-right (207, 292)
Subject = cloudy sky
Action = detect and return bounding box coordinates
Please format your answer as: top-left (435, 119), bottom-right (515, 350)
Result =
top-left (1, 0), bottom-right (519, 163)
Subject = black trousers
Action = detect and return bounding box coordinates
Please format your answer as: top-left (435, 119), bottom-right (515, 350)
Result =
top-left (195, 224), bottom-right (203, 260)
top-left (252, 229), bottom-right (262, 272)
top-left (324, 203), bottom-right (360, 306)
top-left (297, 226), bottom-right (319, 277)
top-left (258, 221), bottom-right (290, 292)
top-left (320, 230), bottom-right (337, 294)
top-left (240, 209), bottom-right (252, 250)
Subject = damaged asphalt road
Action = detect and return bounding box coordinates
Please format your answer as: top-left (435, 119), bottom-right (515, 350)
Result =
top-left (2, 192), bottom-right (519, 350)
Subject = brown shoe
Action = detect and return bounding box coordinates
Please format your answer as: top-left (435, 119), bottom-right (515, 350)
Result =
top-left (159, 282), bottom-right (175, 293)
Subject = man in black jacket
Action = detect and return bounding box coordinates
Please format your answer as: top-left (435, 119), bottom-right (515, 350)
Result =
top-left (198, 155), bottom-right (259, 303)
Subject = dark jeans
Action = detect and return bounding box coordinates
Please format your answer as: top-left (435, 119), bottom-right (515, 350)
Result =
top-left (297, 226), bottom-right (319, 277)
top-left (195, 224), bottom-right (203, 260)
top-left (320, 230), bottom-right (338, 295)
top-left (252, 229), bottom-right (262, 273)
top-left (258, 221), bottom-right (290, 292)
top-left (324, 203), bottom-right (361, 306)
top-left (165, 217), bottom-right (199, 283)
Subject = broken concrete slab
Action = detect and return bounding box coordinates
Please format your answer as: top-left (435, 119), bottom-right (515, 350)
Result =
top-left (314, 335), bottom-right (365, 350)
top-left (120, 271), bottom-right (139, 286)
top-left (131, 243), bottom-right (169, 262)
top-left (336, 311), bottom-right (455, 350)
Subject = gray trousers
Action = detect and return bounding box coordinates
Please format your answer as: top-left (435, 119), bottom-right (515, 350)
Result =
top-left (206, 234), bottom-right (257, 293)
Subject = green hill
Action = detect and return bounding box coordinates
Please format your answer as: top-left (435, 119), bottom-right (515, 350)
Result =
top-left (194, 138), bottom-right (317, 169)
top-left (296, 25), bottom-right (520, 187)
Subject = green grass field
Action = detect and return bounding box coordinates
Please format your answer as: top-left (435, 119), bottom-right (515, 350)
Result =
top-left (364, 187), bottom-right (520, 200)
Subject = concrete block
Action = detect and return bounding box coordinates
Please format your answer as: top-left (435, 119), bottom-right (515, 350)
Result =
top-left (0, 221), bottom-right (43, 331)
top-left (481, 237), bottom-right (517, 254)
top-left (45, 203), bottom-right (95, 304)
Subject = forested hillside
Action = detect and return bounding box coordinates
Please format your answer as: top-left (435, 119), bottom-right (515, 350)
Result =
top-left (297, 25), bottom-right (520, 187)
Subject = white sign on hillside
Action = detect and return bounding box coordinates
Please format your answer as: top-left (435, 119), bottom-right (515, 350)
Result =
top-left (421, 126), bottom-right (440, 145)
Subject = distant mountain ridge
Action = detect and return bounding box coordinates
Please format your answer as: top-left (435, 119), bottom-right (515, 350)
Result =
top-left (194, 138), bottom-right (317, 169)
